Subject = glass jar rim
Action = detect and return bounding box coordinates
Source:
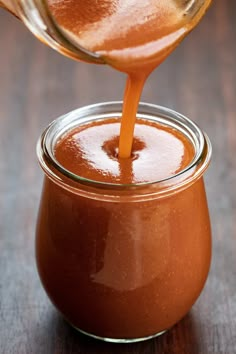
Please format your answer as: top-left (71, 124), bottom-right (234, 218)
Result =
top-left (37, 102), bottom-right (211, 199)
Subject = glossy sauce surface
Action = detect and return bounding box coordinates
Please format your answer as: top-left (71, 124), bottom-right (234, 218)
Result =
top-left (55, 118), bottom-right (194, 184)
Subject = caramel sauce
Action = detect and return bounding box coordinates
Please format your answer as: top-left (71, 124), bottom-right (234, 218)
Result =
top-left (36, 1), bottom-right (212, 339)
top-left (49, 0), bottom-right (212, 157)
top-left (55, 118), bottom-right (194, 184)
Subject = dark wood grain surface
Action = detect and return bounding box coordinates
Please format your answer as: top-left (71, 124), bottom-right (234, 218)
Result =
top-left (0, 1), bottom-right (236, 353)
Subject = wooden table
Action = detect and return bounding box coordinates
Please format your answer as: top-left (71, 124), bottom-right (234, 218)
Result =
top-left (0, 1), bottom-right (236, 353)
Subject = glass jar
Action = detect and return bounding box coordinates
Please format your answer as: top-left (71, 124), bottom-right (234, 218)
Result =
top-left (36, 102), bottom-right (212, 343)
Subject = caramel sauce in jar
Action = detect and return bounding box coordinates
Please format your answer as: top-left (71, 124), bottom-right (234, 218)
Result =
top-left (36, 103), bottom-right (212, 341)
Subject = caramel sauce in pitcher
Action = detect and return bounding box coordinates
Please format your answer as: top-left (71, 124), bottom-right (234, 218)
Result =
top-left (49, 0), bottom-right (212, 157)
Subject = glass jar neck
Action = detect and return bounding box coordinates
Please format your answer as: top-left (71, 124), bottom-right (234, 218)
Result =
top-left (37, 102), bottom-right (212, 201)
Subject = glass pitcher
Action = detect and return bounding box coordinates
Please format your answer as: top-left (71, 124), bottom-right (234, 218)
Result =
top-left (0, 0), bottom-right (104, 63)
top-left (0, 0), bottom-right (212, 66)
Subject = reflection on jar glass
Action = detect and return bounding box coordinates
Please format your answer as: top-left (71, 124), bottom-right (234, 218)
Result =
top-left (36, 102), bottom-right (212, 343)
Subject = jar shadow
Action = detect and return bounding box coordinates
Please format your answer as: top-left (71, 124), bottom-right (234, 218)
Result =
top-left (46, 309), bottom-right (200, 354)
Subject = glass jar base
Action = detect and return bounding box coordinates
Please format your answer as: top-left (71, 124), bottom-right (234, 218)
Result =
top-left (70, 324), bottom-right (167, 343)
